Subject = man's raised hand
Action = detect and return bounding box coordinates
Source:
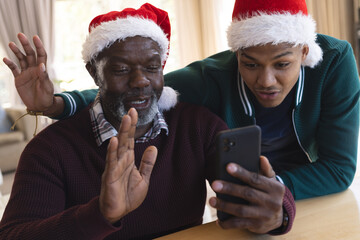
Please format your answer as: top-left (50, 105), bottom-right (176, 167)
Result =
top-left (99, 108), bottom-right (158, 223)
top-left (3, 33), bottom-right (55, 114)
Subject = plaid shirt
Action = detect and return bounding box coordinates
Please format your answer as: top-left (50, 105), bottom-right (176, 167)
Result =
top-left (90, 93), bottom-right (169, 146)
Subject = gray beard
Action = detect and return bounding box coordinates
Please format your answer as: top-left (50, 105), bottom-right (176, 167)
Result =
top-left (107, 92), bottom-right (159, 127)
top-left (94, 58), bottom-right (159, 127)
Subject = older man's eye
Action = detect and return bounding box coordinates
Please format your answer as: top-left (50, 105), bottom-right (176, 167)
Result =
top-left (147, 65), bottom-right (161, 72)
top-left (112, 67), bottom-right (128, 73)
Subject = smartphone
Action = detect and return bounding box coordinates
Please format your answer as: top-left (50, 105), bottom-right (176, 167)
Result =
top-left (215, 125), bottom-right (261, 221)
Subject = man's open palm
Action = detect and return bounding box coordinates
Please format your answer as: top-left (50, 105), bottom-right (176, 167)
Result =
top-left (100, 108), bottom-right (158, 223)
top-left (3, 33), bottom-right (54, 112)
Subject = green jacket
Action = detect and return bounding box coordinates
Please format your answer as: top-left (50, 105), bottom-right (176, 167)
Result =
top-left (56, 34), bottom-right (360, 200)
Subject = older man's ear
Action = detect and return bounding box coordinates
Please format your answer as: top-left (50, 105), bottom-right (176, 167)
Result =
top-left (86, 62), bottom-right (101, 87)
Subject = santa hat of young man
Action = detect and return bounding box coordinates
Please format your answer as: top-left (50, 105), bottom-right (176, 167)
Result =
top-left (227, 0), bottom-right (323, 68)
top-left (82, 3), bottom-right (177, 111)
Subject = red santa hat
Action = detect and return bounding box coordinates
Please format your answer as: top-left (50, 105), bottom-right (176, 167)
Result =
top-left (227, 0), bottom-right (323, 68)
top-left (81, 3), bottom-right (171, 66)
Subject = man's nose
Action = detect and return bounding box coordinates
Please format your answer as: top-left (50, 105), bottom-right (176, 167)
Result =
top-left (257, 68), bottom-right (276, 87)
top-left (129, 68), bottom-right (150, 88)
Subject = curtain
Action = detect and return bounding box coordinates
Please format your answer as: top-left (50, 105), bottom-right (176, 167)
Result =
top-left (0, 0), bottom-right (55, 106)
top-left (174, 0), bottom-right (204, 67)
top-left (306, 0), bottom-right (355, 46)
top-left (174, 0), bottom-right (234, 68)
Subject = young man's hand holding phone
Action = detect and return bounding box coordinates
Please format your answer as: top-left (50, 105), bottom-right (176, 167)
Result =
top-left (212, 125), bottom-right (289, 234)
top-left (215, 125), bottom-right (261, 221)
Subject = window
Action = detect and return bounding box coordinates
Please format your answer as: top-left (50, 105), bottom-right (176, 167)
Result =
top-left (0, 46), bottom-right (12, 107)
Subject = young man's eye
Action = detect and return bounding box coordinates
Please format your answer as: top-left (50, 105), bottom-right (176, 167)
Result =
top-left (276, 62), bottom-right (290, 68)
top-left (242, 62), bottom-right (258, 68)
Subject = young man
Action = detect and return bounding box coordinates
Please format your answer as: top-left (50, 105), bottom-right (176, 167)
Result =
top-left (8, 0), bottom-right (357, 201)
top-left (166, 0), bottom-right (360, 200)
top-left (1, 3), bottom-right (295, 239)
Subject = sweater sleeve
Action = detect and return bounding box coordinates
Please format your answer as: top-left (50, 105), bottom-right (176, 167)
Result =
top-left (268, 186), bottom-right (296, 235)
top-left (0, 134), bottom-right (119, 239)
top-left (164, 51), bottom-right (238, 118)
top-left (0, 197), bottom-right (120, 240)
top-left (53, 89), bottom-right (98, 119)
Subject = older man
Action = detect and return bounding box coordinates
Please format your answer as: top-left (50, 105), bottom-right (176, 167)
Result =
top-left (1, 3), bottom-right (294, 239)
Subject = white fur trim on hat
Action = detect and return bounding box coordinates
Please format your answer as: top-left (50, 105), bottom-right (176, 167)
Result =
top-left (82, 16), bottom-right (169, 64)
top-left (227, 12), bottom-right (323, 68)
top-left (158, 86), bottom-right (178, 112)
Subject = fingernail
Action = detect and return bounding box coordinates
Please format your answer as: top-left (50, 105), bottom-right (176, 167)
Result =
top-left (212, 181), bottom-right (223, 191)
top-left (40, 63), bottom-right (46, 72)
top-left (209, 197), bottom-right (216, 207)
top-left (227, 163), bottom-right (238, 173)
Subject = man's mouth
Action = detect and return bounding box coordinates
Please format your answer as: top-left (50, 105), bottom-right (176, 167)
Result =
top-left (126, 97), bottom-right (151, 110)
top-left (256, 90), bottom-right (280, 100)
top-left (131, 99), bottom-right (146, 104)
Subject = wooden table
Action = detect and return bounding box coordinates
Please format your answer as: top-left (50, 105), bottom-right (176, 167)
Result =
top-left (157, 177), bottom-right (360, 240)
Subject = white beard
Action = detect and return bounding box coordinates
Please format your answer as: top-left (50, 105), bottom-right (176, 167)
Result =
top-left (107, 92), bottom-right (159, 127)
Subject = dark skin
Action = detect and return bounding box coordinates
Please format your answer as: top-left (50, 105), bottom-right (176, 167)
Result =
top-left (86, 36), bottom-right (164, 138)
top-left (3, 33), bottom-right (62, 116)
top-left (210, 158), bottom-right (284, 232)
top-left (4, 33), bottom-right (285, 233)
top-left (237, 43), bottom-right (309, 108)
top-left (87, 36), bottom-right (164, 223)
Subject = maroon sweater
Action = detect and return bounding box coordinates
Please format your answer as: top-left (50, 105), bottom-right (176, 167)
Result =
top-left (0, 103), bottom-right (294, 239)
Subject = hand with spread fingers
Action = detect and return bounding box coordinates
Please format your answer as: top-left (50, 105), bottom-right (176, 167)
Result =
top-left (2, 33), bottom-right (59, 116)
top-left (210, 156), bottom-right (285, 234)
top-left (99, 108), bottom-right (158, 224)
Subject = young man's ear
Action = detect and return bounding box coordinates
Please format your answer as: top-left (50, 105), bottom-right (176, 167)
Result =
top-left (86, 62), bottom-right (100, 86)
top-left (301, 45), bottom-right (310, 62)
top-left (235, 50), bottom-right (241, 65)
top-left (235, 50), bottom-right (240, 59)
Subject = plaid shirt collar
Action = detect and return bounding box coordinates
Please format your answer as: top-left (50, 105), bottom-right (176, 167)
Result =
top-left (90, 93), bottom-right (169, 146)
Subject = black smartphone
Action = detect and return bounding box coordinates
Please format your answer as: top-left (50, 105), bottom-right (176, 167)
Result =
top-left (215, 125), bottom-right (261, 221)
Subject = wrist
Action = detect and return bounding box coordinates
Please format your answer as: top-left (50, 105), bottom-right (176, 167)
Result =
top-left (268, 186), bottom-right (295, 235)
top-left (268, 208), bottom-right (289, 235)
top-left (43, 96), bottom-right (65, 117)
top-left (279, 209), bottom-right (289, 232)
